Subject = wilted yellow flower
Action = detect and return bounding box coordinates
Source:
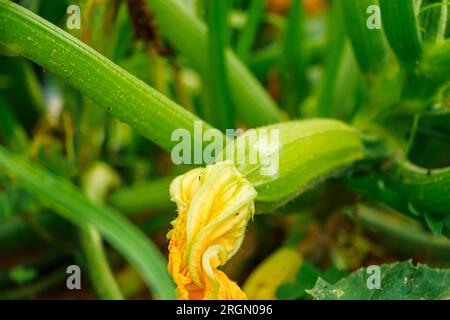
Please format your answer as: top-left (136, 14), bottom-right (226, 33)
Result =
top-left (243, 247), bottom-right (302, 300)
top-left (167, 161), bottom-right (257, 300)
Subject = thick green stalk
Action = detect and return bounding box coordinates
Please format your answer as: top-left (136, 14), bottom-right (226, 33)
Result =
top-left (236, 0), bottom-right (267, 62)
top-left (145, 0), bottom-right (284, 126)
top-left (341, 0), bottom-right (387, 74)
top-left (0, 146), bottom-right (176, 299)
top-left (204, 0), bottom-right (234, 130)
top-left (317, 1), bottom-right (346, 117)
top-left (280, 0), bottom-right (307, 115)
top-left (0, 0), bottom-right (214, 153)
top-left (379, 0), bottom-right (423, 69)
top-left (80, 226), bottom-right (124, 299)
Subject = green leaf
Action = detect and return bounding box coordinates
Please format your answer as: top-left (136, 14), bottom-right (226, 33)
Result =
top-left (276, 264), bottom-right (320, 300)
top-left (0, 146), bottom-right (175, 299)
top-left (276, 264), bottom-right (347, 300)
top-left (309, 260), bottom-right (450, 300)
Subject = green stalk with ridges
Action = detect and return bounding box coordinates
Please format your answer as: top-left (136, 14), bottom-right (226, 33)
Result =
top-left (204, 0), bottom-right (234, 130)
top-left (0, 0), bottom-right (216, 154)
top-left (236, 0), bottom-right (267, 63)
top-left (317, 0), bottom-right (346, 117)
top-left (341, 0), bottom-right (387, 74)
top-left (379, 0), bottom-right (423, 69)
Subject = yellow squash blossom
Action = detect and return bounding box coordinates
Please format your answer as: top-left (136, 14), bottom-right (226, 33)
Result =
top-left (167, 161), bottom-right (257, 300)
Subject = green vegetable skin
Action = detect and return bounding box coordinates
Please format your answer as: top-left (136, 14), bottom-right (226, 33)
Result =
top-left (220, 119), bottom-right (365, 213)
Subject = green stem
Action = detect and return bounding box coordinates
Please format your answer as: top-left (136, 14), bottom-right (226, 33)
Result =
top-left (145, 0), bottom-right (284, 126)
top-left (204, 0), bottom-right (234, 130)
top-left (341, 0), bottom-right (387, 74)
top-left (81, 163), bottom-right (124, 300)
top-left (352, 204), bottom-right (450, 263)
top-left (0, 0), bottom-right (215, 153)
top-left (81, 226), bottom-right (124, 299)
top-left (346, 161), bottom-right (450, 236)
top-left (405, 114), bottom-right (420, 157)
top-left (317, 1), bottom-right (346, 117)
top-left (379, 0), bottom-right (422, 70)
top-left (236, 0), bottom-right (267, 63)
top-left (280, 0), bottom-right (307, 116)
top-left (0, 268), bottom-right (66, 299)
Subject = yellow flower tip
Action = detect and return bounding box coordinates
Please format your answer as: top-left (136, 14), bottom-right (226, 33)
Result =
top-left (167, 161), bottom-right (257, 300)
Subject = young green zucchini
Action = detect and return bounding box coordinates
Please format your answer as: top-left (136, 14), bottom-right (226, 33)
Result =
top-left (219, 119), bottom-right (365, 213)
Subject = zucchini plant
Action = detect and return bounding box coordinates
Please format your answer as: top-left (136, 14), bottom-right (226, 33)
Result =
top-left (0, 0), bottom-right (449, 300)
